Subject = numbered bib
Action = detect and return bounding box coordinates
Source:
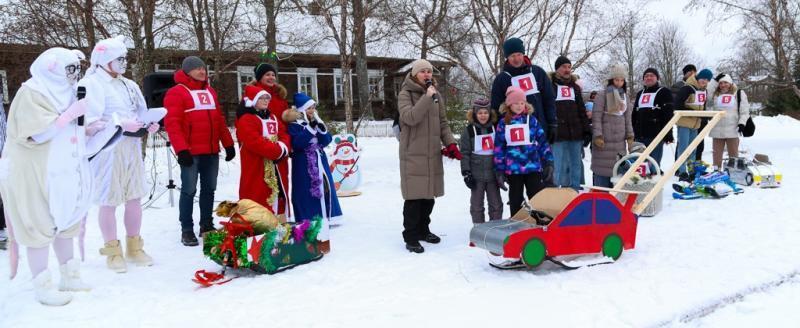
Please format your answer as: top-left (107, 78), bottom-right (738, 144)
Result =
top-left (555, 85), bottom-right (575, 102)
top-left (637, 88), bottom-right (661, 109)
top-left (472, 126), bottom-right (495, 155)
top-left (510, 72), bottom-right (539, 96)
top-left (188, 89), bottom-right (216, 111)
top-left (260, 115), bottom-right (279, 138)
top-left (689, 90), bottom-right (707, 106)
top-left (504, 116), bottom-right (531, 146)
top-left (715, 94), bottom-right (735, 109)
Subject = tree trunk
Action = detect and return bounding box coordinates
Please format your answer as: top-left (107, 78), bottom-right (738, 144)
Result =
top-left (353, 0), bottom-right (370, 128)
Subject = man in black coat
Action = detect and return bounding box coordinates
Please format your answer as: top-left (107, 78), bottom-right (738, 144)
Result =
top-left (489, 37), bottom-right (557, 143)
top-left (632, 68), bottom-right (674, 166)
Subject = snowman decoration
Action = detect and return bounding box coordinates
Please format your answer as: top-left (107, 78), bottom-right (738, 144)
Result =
top-left (329, 134), bottom-right (362, 197)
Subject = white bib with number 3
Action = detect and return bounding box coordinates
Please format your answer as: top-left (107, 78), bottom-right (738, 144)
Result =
top-left (472, 126), bottom-right (495, 155)
top-left (555, 85), bottom-right (575, 102)
top-left (510, 72), bottom-right (539, 96)
top-left (188, 89), bottom-right (216, 111)
top-left (505, 115), bottom-right (531, 146)
top-left (715, 94), bottom-right (735, 109)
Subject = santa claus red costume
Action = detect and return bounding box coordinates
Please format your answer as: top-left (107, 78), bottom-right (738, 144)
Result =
top-left (236, 85), bottom-right (292, 221)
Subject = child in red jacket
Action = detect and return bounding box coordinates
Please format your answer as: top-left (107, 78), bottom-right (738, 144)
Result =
top-left (236, 85), bottom-right (292, 221)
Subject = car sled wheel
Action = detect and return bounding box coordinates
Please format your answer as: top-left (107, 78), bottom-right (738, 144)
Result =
top-left (521, 238), bottom-right (546, 268)
top-left (745, 173), bottom-right (754, 186)
top-left (602, 234), bottom-right (623, 261)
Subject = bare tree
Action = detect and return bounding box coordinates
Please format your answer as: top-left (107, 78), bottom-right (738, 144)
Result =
top-left (644, 21), bottom-right (692, 88)
top-left (606, 10), bottom-right (650, 96)
top-left (689, 0), bottom-right (800, 98)
top-left (0, 0), bottom-right (109, 48)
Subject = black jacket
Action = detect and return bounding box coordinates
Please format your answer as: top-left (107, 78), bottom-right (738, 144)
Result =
top-left (632, 83), bottom-right (674, 142)
top-left (549, 73), bottom-right (590, 142)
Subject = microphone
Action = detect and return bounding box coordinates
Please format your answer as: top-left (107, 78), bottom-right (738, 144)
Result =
top-left (77, 86), bottom-right (86, 126)
top-left (425, 79), bottom-right (439, 103)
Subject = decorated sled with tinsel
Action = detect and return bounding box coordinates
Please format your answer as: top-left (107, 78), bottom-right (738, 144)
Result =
top-left (193, 200), bottom-right (325, 287)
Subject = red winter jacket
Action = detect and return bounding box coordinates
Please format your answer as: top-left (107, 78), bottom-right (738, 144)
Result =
top-left (236, 110), bottom-right (292, 217)
top-left (164, 70), bottom-right (234, 155)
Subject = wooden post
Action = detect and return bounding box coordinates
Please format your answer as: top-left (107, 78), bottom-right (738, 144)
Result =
top-left (607, 111), bottom-right (726, 215)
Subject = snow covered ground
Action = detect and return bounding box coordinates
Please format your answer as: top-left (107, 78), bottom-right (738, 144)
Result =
top-left (2, 116), bottom-right (800, 327)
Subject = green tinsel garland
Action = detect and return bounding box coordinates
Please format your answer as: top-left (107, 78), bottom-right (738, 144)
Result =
top-left (305, 217), bottom-right (323, 242)
top-left (258, 230), bottom-right (279, 273)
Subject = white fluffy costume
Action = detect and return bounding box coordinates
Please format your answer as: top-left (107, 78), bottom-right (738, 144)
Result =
top-left (0, 47), bottom-right (95, 306)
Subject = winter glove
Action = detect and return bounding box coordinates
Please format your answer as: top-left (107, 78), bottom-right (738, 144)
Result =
top-left (224, 146), bottom-right (236, 162)
top-left (626, 136), bottom-right (635, 152)
top-left (738, 124), bottom-right (745, 134)
top-left (85, 119), bottom-right (107, 137)
top-left (462, 171), bottom-right (476, 189)
top-left (542, 164), bottom-right (554, 186)
top-left (442, 143), bottom-right (463, 160)
top-left (147, 123), bottom-right (160, 134)
top-left (495, 172), bottom-right (508, 191)
top-left (120, 119), bottom-right (144, 133)
top-left (55, 99), bottom-right (88, 128)
top-left (582, 131), bottom-right (592, 148)
top-left (177, 150), bottom-right (194, 167)
top-left (593, 136), bottom-right (605, 148)
top-left (547, 124), bottom-right (558, 144)
top-left (664, 131), bottom-right (675, 144)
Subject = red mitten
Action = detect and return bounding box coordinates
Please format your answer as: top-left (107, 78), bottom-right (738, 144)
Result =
top-left (446, 143), bottom-right (462, 160)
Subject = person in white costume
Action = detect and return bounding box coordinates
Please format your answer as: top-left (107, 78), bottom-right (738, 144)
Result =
top-left (79, 36), bottom-right (157, 273)
top-left (0, 48), bottom-right (94, 306)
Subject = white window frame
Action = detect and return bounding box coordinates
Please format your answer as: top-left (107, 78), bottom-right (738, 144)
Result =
top-left (333, 68), bottom-right (354, 105)
top-left (296, 67), bottom-right (318, 100)
top-left (0, 70), bottom-right (8, 104)
top-left (367, 69), bottom-right (385, 101)
top-left (154, 63), bottom-right (178, 72)
top-left (237, 66), bottom-right (255, 100)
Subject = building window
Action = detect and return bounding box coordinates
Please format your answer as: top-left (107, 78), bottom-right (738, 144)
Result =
top-left (367, 69), bottom-right (384, 101)
top-left (154, 63), bottom-right (178, 72)
top-left (0, 70), bottom-right (8, 104)
top-left (237, 66), bottom-right (255, 99)
top-left (297, 68), bottom-right (318, 100)
top-left (333, 68), bottom-right (353, 105)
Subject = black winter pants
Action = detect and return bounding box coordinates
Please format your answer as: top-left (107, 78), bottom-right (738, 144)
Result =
top-left (402, 199), bottom-right (435, 243)
top-left (507, 173), bottom-right (545, 216)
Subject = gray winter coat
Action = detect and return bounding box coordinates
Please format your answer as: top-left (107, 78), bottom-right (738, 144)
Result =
top-left (591, 89), bottom-right (633, 177)
top-left (397, 72), bottom-right (457, 200)
top-left (459, 109), bottom-right (498, 182)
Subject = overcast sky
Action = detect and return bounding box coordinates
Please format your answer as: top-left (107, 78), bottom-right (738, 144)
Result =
top-left (644, 0), bottom-right (741, 68)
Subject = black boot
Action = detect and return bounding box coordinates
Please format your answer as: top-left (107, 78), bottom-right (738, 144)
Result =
top-left (420, 233), bottom-right (441, 244)
top-left (405, 240), bottom-right (424, 253)
top-left (181, 231), bottom-right (199, 247)
top-left (199, 223), bottom-right (217, 236)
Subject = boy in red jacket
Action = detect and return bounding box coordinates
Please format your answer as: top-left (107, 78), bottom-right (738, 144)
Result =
top-left (235, 85), bottom-right (292, 221)
top-left (163, 56), bottom-right (235, 246)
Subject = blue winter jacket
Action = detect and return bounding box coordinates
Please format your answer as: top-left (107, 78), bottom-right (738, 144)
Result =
top-left (490, 57), bottom-right (557, 135)
top-left (493, 108), bottom-right (554, 175)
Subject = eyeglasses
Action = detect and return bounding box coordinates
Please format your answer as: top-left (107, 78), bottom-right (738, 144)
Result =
top-left (64, 64), bottom-right (81, 75)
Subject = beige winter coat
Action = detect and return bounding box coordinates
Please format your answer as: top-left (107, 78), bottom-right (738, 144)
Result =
top-left (397, 73), bottom-right (456, 200)
top-left (591, 89), bottom-right (634, 177)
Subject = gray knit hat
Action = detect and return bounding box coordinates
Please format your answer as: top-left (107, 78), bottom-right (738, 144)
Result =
top-left (181, 56), bottom-right (206, 73)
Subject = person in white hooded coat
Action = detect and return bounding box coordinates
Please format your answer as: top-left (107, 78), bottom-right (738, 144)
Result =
top-left (0, 47), bottom-right (95, 306)
top-left (706, 74), bottom-right (750, 169)
top-left (78, 36), bottom-right (158, 273)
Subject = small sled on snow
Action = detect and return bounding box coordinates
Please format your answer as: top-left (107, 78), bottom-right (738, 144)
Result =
top-left (470, 110), bottom-right (727, 270)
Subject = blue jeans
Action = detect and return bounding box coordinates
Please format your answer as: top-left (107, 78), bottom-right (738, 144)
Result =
top-left (552, 141), bottom-right (583, 190)
top-left (635, 137), bottom-right (664, 167)
top-left (179, 154), bottom-right (219, 232)
top-left (593, 174), bottom-right (612, 188)
top-left (676, 127), bottom-right (698, 173)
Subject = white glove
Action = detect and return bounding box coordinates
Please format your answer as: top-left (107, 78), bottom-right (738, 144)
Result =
top-left (85, 120), bottom-right (107, 136)
top-left (55, 99), bottom-right (88, 128)
top-left (121, 119), bottom-right (144, 133)
top-left (147, 123), bottom-right (160, 134)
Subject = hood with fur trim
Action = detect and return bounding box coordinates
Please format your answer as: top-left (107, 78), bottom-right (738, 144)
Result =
top-left (548, 72), bottom-right (578, 85)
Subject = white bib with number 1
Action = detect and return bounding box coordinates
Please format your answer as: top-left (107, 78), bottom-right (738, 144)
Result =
top-left (472, 126), bottom-right (495, 155)
top-left (505, 115), bottom-right (531, 146)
